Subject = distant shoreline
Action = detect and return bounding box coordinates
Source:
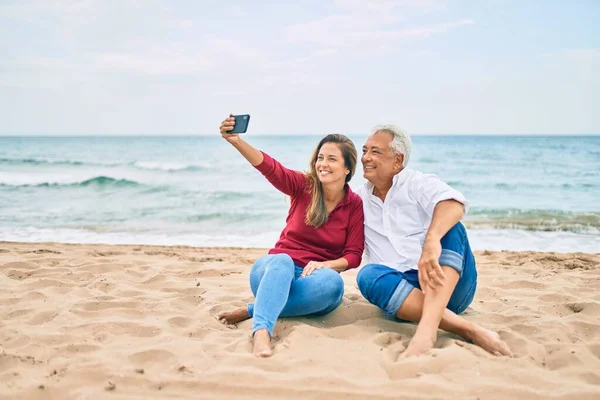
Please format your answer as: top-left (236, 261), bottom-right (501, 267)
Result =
top-left (1, 133), bottom-right (600, 138)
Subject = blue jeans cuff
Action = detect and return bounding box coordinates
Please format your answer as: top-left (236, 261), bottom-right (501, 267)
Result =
top-left (439, 249), bottom-right (464, 276)
top-left (384, 280), bottom-right (414, 316)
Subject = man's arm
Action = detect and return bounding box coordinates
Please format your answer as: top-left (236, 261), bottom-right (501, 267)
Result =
top-left (418, 199), bottom-right (464, 293)
top-left (424, 199), bottom-right (464, 243)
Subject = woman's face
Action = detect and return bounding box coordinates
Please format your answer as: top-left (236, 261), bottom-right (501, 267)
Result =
top-left (315, 142), bottom-right (349, 186)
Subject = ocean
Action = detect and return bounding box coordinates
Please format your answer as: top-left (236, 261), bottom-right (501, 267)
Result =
top-left (0, 135), bottom-right (598, 253)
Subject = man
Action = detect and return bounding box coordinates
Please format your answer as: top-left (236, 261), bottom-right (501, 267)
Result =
top-left (356, 125), bottom-right (512, 357)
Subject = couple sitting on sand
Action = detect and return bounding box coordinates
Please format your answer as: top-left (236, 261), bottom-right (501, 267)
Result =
top-left (217, 115), bottom-right (512, 359)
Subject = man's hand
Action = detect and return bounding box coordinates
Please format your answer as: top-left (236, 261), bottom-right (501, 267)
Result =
top-left (301, 261), bottom-right (333, 277)
top-left (418, 238), bottom-right (445, 294)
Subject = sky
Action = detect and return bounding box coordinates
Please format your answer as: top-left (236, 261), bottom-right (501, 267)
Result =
top-left (0, 0), bottom-right (598, 135)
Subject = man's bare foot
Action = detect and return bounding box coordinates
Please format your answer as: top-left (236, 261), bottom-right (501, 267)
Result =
top-left (464, 325), bottom-right (513, 357)
top-left (401, 332), bottom-right (436, 358)
top-left (217, 307), bottom-right (250, 325)
top-left (253, 329), bottom-right (272, 357)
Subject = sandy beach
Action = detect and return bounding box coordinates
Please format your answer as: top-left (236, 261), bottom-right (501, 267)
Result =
top-left (0, 241), bottom-right (599, 399)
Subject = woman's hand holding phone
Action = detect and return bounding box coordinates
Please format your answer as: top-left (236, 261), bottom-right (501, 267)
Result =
top-left (219, 113), bottom-right (263, 166)
top-left (220, 114), bottom-right (240, 145)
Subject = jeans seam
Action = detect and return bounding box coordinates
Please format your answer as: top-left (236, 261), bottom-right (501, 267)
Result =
top-left (454, 279), bottom-right (477, 314)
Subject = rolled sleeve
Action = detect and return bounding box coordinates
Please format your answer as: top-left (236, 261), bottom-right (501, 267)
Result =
top-left (414, 174), bottom-right (469, 218)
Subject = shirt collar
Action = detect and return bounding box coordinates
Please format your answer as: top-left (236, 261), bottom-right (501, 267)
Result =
top-left (365, 168), bottom-right (410, 194)
top-left (336, 183), bottom-right (354, 207)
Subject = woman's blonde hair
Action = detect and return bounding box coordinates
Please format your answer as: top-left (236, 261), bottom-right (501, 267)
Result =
top-left (305, 134), bottom-right (357, 228)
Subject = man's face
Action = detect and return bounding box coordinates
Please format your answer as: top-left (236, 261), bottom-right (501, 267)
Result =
top-left (361, 132), bottom-right (403, 184)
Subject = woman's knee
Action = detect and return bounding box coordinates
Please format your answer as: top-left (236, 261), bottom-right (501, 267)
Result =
top-left (258, 253), bottom-right (295, 274)
top-left (311, 269), bottom-right (344, 315)
top-left (249, 253), bottom-right (294, 294)
top-left (270, 253), bottom-right (294, 266)
top-left (313, 268), bottom-right (344, 300)
top-left (330, 271), bottom-right (344, 301)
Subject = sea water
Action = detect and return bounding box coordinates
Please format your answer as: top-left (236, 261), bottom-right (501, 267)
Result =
top-left (0, 135), bottom-right (598, 252)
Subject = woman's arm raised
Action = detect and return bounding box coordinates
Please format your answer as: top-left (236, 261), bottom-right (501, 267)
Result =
top-left (220, 114), bottom-right (263, 166)
top-left (219, 114), bottom-right (305, 197)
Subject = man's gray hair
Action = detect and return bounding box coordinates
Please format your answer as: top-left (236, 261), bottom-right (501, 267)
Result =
top-left (371, 124), bottom-right (411, 168)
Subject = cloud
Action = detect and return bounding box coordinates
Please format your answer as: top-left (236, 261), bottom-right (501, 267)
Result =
top-left (178, 20), bottom-right (193, 29)
top-left (223, 5), bottom-right (245, 17)
top-left (285, 0), bottom-right (468, 50)
top-left (286, 16), bottom-right (474, 47)
top-left (0, 0), bottom-right (96, 19)
top-left (333, 0), bottom-right (445, 12)
top-left (540, 49), bottom-right (600, 82)
top-left (89, 35), bottom-right (268, 76)
top-left (0, 1), bottom-right (268, 79)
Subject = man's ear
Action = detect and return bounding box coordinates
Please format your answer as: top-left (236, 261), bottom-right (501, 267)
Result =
top-left (395, 154), bottom-right (404, 170)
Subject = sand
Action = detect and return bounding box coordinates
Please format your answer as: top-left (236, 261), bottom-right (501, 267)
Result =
top-left (0, 241), bottom-right (599, 399)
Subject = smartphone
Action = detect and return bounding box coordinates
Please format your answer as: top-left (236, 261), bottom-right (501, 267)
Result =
top-left (229, 114), bottom-right (251, 134)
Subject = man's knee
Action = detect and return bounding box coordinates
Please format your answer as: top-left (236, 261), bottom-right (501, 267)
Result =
top-left (441, 222), bottom-right (467, 249)
top-left (439, 222), bottom-right (470, 275)
top-left (356, 264), bottom-right (380, 300)
top-left (357, 264), bottom-right (397, 303)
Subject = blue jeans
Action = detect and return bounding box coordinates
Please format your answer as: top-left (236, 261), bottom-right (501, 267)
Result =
top-left (247, 254), bottom-right (345, 337)
top-left (357, 222), bottom-right (477, 317)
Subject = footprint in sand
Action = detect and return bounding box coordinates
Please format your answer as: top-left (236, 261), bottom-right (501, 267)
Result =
top-left (128, 349), bottom-right (176, 365)
top-left (27, 311), bottom-right (58, 325)
top-left (167, 316), bottom-right (193, 328)
top-left (373, 332), bottom-right (406, 362)
top-left (1, 330), bottom-right (31, 349)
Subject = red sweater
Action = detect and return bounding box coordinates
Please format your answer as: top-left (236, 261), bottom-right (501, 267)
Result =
top-left (255, 152), bottom-right (364, 270)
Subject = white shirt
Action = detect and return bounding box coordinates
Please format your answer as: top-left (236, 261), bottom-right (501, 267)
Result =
top-left (357, 168), bottom-right (469, 272)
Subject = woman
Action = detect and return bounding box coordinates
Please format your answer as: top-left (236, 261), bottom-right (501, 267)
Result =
top-left (217, 115), bottom-right (364, 357)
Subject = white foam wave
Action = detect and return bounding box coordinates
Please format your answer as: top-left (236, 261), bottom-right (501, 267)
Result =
top-left (0, 171), bottom-right (140, 186)
top-left (0, 227), bottom-right (280, 248)
top-left (1, 227), bottom-right (598, 253)
top-left (132, 161), bottom-right (210, 172)
top-left (0, 171), bottom-right (85, 186)
top-left (468, 228), bottom-right (600, 253)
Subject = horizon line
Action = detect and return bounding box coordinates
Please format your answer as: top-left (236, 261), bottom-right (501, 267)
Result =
top-left (1, 133), bottom-right (599, 138)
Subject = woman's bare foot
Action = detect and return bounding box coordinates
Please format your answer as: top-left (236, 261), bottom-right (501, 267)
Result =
top-left (217, 307), bottom-right (250, 325)
top-left (464, 325), bottom-right (513, 357)
top-left (401, 332), bottom-right (436, 358)
top-left (253, 329), bottom-right (273, 357)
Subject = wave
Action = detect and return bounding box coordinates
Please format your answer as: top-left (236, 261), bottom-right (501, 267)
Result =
top-left (0, 157), bottom-right (117, 167)
top-left (0, 157), bottom-right (210, 172)
top-left (185, 212), bottom-right (277, 223)
top-left (0, 175), bottom-right (142, 188)
top-left (466, 208), bottom-right (600, 234)
top-left (74, 176), bottom-right (141, 187)
top-left (443, 181), bottom-right (598, 190)
top-left (131, 161), bottom-right (208, 172)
